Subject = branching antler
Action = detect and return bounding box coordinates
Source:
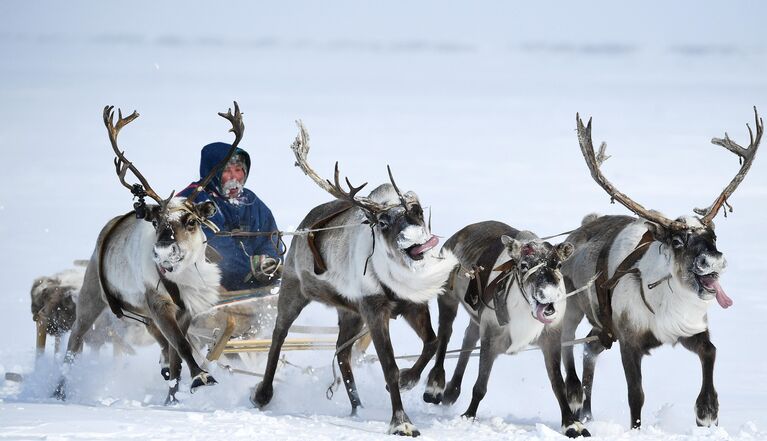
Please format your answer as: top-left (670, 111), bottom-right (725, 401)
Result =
top-left (291, 120), bottom-right (388, 214)
top-left (694, 106), bottom-right (762, 225)
top-left (185, 101), bottom-right (245, 203)
top-left (576, 113), bottom-right (688, 230)
top-left (387, 165), bottom-right (410, 212)
top-left (104, 105), bottom-right (168, 205)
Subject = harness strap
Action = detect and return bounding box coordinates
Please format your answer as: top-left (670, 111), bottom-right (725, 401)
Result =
top-left (463, 236), bottom-right (507, 310)
top-left (484, 260), bottom-right (517, 325)
top-left (305, 202), bottom-right (354, 275)
top-left (158, 273), bottom-right (185, 311)
top-left (595, 230), bottom-right (655, 347)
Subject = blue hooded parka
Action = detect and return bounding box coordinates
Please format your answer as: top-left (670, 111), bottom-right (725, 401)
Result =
top-left (178, 142), bottom-right (282, 291)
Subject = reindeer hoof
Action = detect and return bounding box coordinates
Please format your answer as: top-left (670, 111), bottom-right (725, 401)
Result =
top-left (164, 393), bottom-right (179, 406)
top-left (564, 422), bottom-right (591, 438)
top-left (389, 421), bottom-right (420, 437)
top-left (252, 382), bottom-right (273, 408)
top-left (52, 380), bottom-right (67, 401)
top-left (190, 372), bottom-right (217, 392)
top-left (422, 383), bottom-right (444, 404)
top-left (398, 368), bottom-right (420, 390)
top-left (441, 381), bottom-right (461, 406)
top-left (695, 391), bottom-right (719, 427)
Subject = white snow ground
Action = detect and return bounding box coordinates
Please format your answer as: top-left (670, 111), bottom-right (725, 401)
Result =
top-left (1, 1), bottom-right (766, 440)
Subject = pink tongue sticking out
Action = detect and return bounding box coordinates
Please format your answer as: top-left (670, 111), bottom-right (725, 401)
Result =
top-left (534, 304), bottom-right (554, 324)
top-left (702, 278), bottom-right (733, 309)
top-left (408, 235), bottom-right (439, 258)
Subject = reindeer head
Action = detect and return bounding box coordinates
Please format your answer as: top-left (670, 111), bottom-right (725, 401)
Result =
top-left (500, 235), bottom-right (573, 324)
top-left (145, 198), bottom-right (217, 275)
top-left (103, 102), bottom-right (244, 276)
top-left (576, 107), bottom-right (761, 309)
top-left (366, 184), bottom-right (439, 270)
top-left (645, 216), bottom-right (729, 304)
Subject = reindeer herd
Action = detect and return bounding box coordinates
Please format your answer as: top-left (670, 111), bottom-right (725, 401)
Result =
top-left (42, 102), bottom-right (761, 438)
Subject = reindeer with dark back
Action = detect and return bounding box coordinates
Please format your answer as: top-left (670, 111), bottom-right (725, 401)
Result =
top-left (251, 122), bottom-right (458, 436)
top-left (560, 108), bottom-right (760, 429)
top-left (54, 103), bottom-right (245, 403)
top-left (421, 221), bottom-right (593, 438)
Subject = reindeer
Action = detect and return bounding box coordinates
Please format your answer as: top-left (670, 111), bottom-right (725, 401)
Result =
top-left (251, 122), bottom-right (458, 436)
top-left (54, 103), bottom-right (245, 403)
top-left (32, 262), bottom-right (153, 359)
top-left (560, 108), bottom-right (760, 429)
top-left (421, 221), bottom-right (591, 438)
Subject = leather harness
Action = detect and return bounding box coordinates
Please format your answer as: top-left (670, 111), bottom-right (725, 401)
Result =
top-left (594, 229), bottom-right (655, 348)
top-left (460, 230), bottom-right (657, 334)
top-left (305, 202), bottom-right (354, 275)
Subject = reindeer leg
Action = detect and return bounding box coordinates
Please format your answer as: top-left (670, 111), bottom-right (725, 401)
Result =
top-left (398, 302), bottom-right (437, 390)
top-left (424, 294), bottom-right (460, 404)
top-left (164, 347), bottom-right (183, 405)
top-left (442, 320), bottom-right (480, 406)
top-left (53, 272), bottom-right (106, 400)
top-left (145, 321), bottom-right (172, 380)
top-left (252, 275), bottom-right (309, 408)
top-left (619, 339), bottom-right (645, 429)
top-left (336, 308), bottom-right (365, 416)
top-left (680, 331), bottom-right (718, 427)
top-left (145, 290), bottom-right (213, 392)
top-left (580, 328), bottom-right (605, 422)
top-left (562, 287), bottom-right (586, 415)
top-left (164, 312), bottom-right (192, 405)
top-left (540, 326), bottom-right (591, 438)
top-left (360, 296), bottom-right (419, 437)
top-left (461, 324), bottom-right (501, 419)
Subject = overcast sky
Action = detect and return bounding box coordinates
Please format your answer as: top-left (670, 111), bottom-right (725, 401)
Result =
top-left (1, 1), bottom-right (765, 48)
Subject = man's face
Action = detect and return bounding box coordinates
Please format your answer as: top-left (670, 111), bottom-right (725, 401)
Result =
top-left (221, 163), bottom-right (246, 199)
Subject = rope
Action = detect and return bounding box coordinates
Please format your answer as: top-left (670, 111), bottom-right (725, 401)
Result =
top-left (215, 222), bottom-right (365, 238)
top-left (539, 228), bottom-right (578, 241)
top-left (365, 335), bottom-right (603, 363)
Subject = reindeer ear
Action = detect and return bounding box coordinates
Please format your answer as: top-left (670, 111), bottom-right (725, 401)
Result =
top-left (501, 235), bottom-right (523, 257)
top-left (556, 242), bottom-right (574, 261)
top-left (644, 221), bottom-right (669, 242)
top-left (196, 201), bottom-right (217, 219)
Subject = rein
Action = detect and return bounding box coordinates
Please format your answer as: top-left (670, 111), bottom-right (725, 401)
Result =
top-left (468, 259), bottom-right (595, 326)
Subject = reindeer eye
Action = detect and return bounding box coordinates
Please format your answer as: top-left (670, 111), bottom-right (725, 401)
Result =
top-left (377, 214), bottom-right (390, 230)
top-left (672, 236), bottom-right (684, 249)
top-left (556, 262), bottom-right (562, 270)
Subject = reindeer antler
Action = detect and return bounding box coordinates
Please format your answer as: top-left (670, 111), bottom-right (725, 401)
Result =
top-left (694, 107), bottom-right (762, 225)
top-left (104, 105), bottom-right (170, 205)
top-left (185, 101), bottom-right (245, 203)
top-left (576, 113), bottom-right (689, 230)
top-left (291, 120), bottom-right (388, 214)
top-left (386, 165), bottom-right (411, 212)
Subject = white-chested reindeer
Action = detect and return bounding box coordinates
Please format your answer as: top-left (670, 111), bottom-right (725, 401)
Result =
top-left (421, 221), bottom-right (591, 438)
top-left (251, 122), bottom-right (458, 436)
top-left (54, 103), bottom-right (245, 403)
top-left (560, 108), bottom-right (760, 429)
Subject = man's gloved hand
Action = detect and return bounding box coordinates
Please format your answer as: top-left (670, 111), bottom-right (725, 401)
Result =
top-left (248, 254), bottom-right (282, 282)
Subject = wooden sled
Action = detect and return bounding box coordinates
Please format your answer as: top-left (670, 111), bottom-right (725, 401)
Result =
top-left (191, 287), bottom-right (372, 366)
